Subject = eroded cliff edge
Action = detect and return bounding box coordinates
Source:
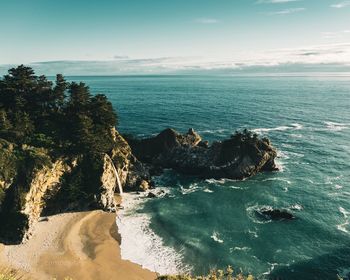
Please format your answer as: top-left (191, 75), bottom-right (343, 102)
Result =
top-left (0, 127), bottom-right (278, 244)
top-left (0, 128), bottom-right (146, 244)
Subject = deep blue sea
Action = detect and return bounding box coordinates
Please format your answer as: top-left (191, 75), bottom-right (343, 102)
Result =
top-left (68, 75), bottom-right (350, 280)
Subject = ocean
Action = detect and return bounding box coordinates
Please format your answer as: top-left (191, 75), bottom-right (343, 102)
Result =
top-left (66, 75), bottom-right (350, 279)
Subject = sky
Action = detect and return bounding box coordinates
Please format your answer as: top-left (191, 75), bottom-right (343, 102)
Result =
top-left (0, 0), bottom-right (350, 74)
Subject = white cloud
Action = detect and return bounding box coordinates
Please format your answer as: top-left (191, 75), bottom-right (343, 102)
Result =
top-left (322, 30), bottom-right (350, 39)
top-left (257, 0), bottom-right (300, 3)
top-left (194, 18), bottom-right (219, 24)
top-left (2, 43), bottom-right (350, 75)
top-left (330, 1), bottom-right (350, 8)
top-left (267, 7), bottom-right (305, 15)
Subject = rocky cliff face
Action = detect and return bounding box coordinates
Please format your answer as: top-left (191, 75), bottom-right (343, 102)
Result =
top-left (129, 128), bottom-right (278, 180)
top-left (99, 154), bottom-right (119, 211)
top-left (21, 159), bottom-right (72, 240)
top-left (0, 129), bottom-right (139, 244)
top-left (110, 128), bottom-right (151, 191)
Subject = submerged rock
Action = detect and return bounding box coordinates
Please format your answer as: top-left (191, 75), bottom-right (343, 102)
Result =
top-left (258, 208), bottom-right (295, 221)
top-left (128, 128), bottom-right (278, 180)
top-left (147, 192), bottom-right (157, 198)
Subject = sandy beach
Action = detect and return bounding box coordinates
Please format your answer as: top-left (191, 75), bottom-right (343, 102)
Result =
top-left (0, 198), bottom-right (157, 280)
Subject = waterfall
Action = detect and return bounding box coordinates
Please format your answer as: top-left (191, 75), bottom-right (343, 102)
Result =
top-left (110, 158), bottom-right (123, 194)
top-left (116, 170), bottom-right (123, 195)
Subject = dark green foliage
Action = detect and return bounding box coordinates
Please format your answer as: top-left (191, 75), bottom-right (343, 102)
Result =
top-left (0, 211), bottom-right (28, 244)
top-left (0, 65), bottom-right (118, 154)
top-left (43, 154), bottom-right (104, 214)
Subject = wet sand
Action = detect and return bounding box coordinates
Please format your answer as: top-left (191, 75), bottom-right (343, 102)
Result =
top-left (0, 206), bottom-right (157, 280)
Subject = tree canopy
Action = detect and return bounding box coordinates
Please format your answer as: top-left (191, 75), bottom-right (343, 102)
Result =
top-left (0, 65), bottom-right (118, 155)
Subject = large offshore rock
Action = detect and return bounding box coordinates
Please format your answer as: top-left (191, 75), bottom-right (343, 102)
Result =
top-left (129, 128), bottom-right (278, 180)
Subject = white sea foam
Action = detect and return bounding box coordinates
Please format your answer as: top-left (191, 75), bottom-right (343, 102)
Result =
top-left (180, 183), bottom-right (201, 195)
top-left (229, 186), bottom-right (243, 190)
top-left (324, 121), bottom-right (349, 131)
top-left (203, 188), bottom-right (214, 193)
top-left (339, 206), bottom-right (350, 217)
top-left (231, 246), bottom-right (251, 252)
top-left (262, 262), bottom-right (279, 276)
top-left (335, 184), bottom-right (343, 190)
top-left (337, 207), bottom-right (350, 234)
top-left (262, 177), bottom-right (291, 185)
top-left (274, 159), bottom-right (285, 172)
top-left (117, 192), bottom-right (189, 274)
top-left (291, 123), bottom-right (303, 130)
top-left (210, 231), bottom-right (224, 243)
top-left (337, 222), bottom-right (349, 233)
top-left (252, 123), bottom-right (303, 134)
top-left (290, 133), bottom-right (303, 138)
top-left (247, 229), bottom-right (259, 238)
top-left (198, 129), bottom-right (227, 134)
top-left (205, 178), bottom-right (229, 184)
top-left (289, 203), bottom-right (303, 211)
top-left (246, 205), bottom-right (273, 224)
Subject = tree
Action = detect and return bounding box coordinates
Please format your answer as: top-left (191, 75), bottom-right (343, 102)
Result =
top-left (53, 74), bottom-right (67, 109)
top-left (0, 65), bottom-right (118, 153)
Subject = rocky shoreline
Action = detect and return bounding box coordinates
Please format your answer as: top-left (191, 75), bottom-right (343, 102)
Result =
top-left (0, 126), bottom-right (277, 244)
top-left (0, 126), bottom-right (278, 245)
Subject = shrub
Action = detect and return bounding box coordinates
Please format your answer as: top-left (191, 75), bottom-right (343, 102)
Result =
top-left (157, 266), bottom-right (254, 280)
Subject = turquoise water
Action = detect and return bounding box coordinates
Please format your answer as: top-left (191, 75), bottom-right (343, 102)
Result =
top-left (70, 75), bottom-right (350, 279)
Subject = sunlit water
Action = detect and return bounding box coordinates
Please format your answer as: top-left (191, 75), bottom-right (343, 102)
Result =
top-left (67, 75), bottom-right (350, 280)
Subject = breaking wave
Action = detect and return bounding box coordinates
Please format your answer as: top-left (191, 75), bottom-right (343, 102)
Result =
top-left (117, 192), bottom-right (190, 275)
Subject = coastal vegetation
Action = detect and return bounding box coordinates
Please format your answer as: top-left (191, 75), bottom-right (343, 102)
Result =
top-left (157, 266), bottom-right (254, 280)
top-left (0, 65), bottom-right (121, 243)
top-left (0, 268), bottom-right (20, 280)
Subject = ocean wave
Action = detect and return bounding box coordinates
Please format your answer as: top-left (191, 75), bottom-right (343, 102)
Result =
top-left (180, 183), bottom-right (201, 195)
top-left (262, 177), bottom-right (292, 185)
top-left (205, 178), bottom-right (231, 184)
top-left (337, 207), bottom-right (350, 234)
top-left (230, 246), bottom-right (251, 252)
top-left (210, 231), bottom-right (224, 243)
top-left (203, 188), bottom-right (214, 193)
top-left (117, 192), bottom-right (189, 274)
top-left (247, 229), bottom-right (259, 238)
top-left (335, 184), bottom-right (343, 190)
top-left (229, 186), bottom-right (243, 190)
top-left (262, 262), bottom-right (280, 276)
top-left (290, 133), bottom-right (303, 138)
top-left (324, 121), bottom-right (349, 131)
top-left (289, 203), bottom-right (303, 211)
top-left (198, 129), bottom-right (227, 135)
top-left (252, 123), bottom-right (303, 134)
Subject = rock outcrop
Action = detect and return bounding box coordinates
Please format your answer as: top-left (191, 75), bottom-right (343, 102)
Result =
top-left (129, 128), bottom-right (278, 180)
top-left (21, 159), bottom-right (73, 240)
top-left (99, 154), bottom-right (119, 211)
top-left (257, 207), bottom-right (295, 221)
top-left (109, 128), bottom-right (151, 191)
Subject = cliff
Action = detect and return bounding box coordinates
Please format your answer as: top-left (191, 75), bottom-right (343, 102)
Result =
top-left (0, 129), bottom-right (140, 244)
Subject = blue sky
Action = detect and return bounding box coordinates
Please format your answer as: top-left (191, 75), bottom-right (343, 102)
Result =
top-left (0, 0), bottom-right (350, 74)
